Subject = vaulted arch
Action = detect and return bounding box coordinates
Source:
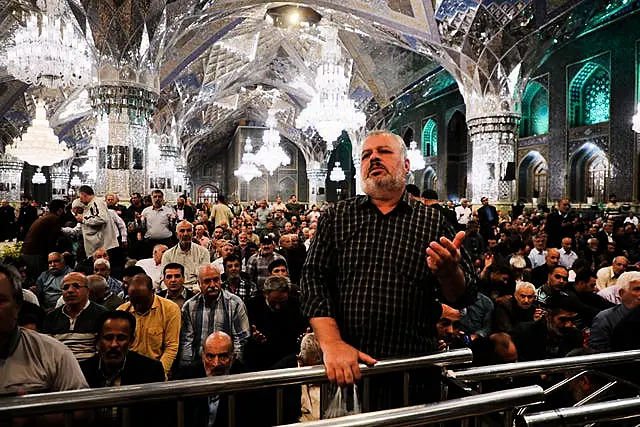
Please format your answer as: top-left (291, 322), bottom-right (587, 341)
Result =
top-left (421, 119), bottom-right (438, 157)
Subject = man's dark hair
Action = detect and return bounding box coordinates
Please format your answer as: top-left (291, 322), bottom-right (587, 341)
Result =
top-left (268, 258), bottom-right (288, 273)
top-left (218, 195), bottom-right (226, 203)
top-left (163, 262), bottom-right (185, 277)
top-left (549, 265), bottom-right (569, 276)
top-left (405, 184), bottom-right (420, 198)
top-left (574, 269), bottom-right (596, 284)
top-left (545, 294), bottom-right (581, 315)
top-left (421, 189), bottom-right (439, 200)
top-left (94, 310), bottom-right (137, 338)
top-left (571, 258), bottom-right (590, 272)
top-left (49, 199), bottom-right (66, 213)
top-left (131, 273), bottom-right (153, 290)
top-left (0, 263), bottom-right (23, 307)
top-left (78, 185), bottom-right (94, 196)
top-left (223, 254), bottom-right (241, 267)
top-left (123, 266), bottom-right (146, 278)
top-left (215, 226), bottom-right (223, 231)
top-left (21, 194), bottom-right (32, 201)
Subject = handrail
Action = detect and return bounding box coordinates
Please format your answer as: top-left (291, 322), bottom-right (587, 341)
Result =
top-left (281, 386), bottom-right (544, 427)
top-left (0, 348), bottom-right (472, 418)
top-left (518, 397), bottom-right (640, 426)
top-left (447, 349), bottom-right (640, 382)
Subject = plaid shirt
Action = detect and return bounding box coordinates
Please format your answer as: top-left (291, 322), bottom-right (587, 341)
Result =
top-left (179, 291), bottom-right (250, 365)
top-left (247, 252), bottom-right (285, 289)
top-left (301, 193), bottom-right (478, 358)
top-left (223, 278), bottom-right (257, 302)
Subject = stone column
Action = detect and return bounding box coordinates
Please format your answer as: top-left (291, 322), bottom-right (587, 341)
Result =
top-left (0, 153), bottom-right (23, 202)
top-left (307, 161), bottom-right (327, 207)
top-left (467, 113), bottom-right (519, 203)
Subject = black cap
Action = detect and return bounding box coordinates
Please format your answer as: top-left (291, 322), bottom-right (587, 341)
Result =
top-left (260, 235), bottom-right (274, 245)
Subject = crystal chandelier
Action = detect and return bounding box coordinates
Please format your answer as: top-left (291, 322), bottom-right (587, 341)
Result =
top-left (6, 101), bottom-right (73, 167)
top-left (32, 168), bottom-right (47, 184)
top-left (234, 137), bottom-right (262, 182)
top-left (329, 162), bottom-right (346, 182)
top-left (296, 26), bottom-right (365, 144)
top-left (70, 174), bottom-right (82, 187)
top-left (4, 0), bottom-right (93, 88)
top-left (256, 111), bottom-right (290, 175)
top-left (407, 141), bottom-right (426, 171)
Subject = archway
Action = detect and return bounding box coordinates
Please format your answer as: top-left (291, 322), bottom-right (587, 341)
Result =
top-left (569, 143), bottom-right (609, 202)
top-left (423, 166), bottom-right (437, 191)
top-left (568, 62), bottom-right (610, 127)
top-left (520, 80), bottom-right (549, 137)
top-left (446, 111), bottom-right (468, 200)
top-left (518, 151), bottom-right (548, 202)
top-left (197, 184), bottom-right (219, 204)
top-left (422, 119), bottom-right (438, 157)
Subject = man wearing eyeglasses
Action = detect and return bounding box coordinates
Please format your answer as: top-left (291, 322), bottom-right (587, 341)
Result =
top-left (42, 272), bottom-right (107, 361)
top-left (33, 252), bottom-right (72, 311)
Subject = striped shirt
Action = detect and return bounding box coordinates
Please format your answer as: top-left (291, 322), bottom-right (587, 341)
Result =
top-left (300, 193), bottom-right (478, 358)
top-left (180, 290), bottom-right (250, 365)
top-left (42, 301), bottom-right (107, 361)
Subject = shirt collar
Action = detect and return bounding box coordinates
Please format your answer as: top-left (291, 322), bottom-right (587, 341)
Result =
top-left (357, 191), bottom-right (414, 212)
top-left (63, 299), bottom-right (91, 319)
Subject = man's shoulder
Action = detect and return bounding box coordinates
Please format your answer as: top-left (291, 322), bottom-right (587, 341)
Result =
top-left (86, 301), bottom-right (108, 315)
top-left (223, 289), bottom-right (246, 307)
top-left (156, 295), bottom-right (181, 313)
top-left (20, 326), bottom-right (73, 355)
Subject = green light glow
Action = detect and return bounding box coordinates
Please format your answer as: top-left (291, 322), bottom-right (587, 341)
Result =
top-left (584, 73), bottom-right (610, 125)
top-left (421, 119), bottom-right (437, 156)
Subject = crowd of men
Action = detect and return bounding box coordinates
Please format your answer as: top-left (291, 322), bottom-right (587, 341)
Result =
top-left (2, 130), bottom-right (640, 425)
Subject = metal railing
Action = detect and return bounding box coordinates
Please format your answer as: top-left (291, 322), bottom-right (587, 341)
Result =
top-left (446, 350), bottom-right (640, 382)
top-left (0, 349), bottom-right (472, 427)
top-left (518, 397), bottom-right (640, 426)
top-left (281, 385), bottom-right (544, 427)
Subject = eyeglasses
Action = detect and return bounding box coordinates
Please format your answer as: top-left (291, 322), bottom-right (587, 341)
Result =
top-left (62, 282), bottom-right (88, 291)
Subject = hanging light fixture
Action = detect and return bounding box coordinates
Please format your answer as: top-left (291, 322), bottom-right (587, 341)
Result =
top-left (296, 26), bottom-right (365, 144)
top-left (234, 137), bottom-right (262, 182)
top-left (407, 140), bottom-right (426, 171)
top-left (6, 101), bottom-right (73, 167)
top-left (329, 162), bottom-right (346, 182)
top-left (256, 110), bottom-right (290, 175)
top-left (70, 174), bottom-right (82, 187)
top-left (32, 168), bottom-right (47, 184)
top-left (4, 0), bottom-right (93, 88)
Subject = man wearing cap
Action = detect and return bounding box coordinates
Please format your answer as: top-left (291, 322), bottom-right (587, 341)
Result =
top-left (247, 235), bottom-right (285, 290)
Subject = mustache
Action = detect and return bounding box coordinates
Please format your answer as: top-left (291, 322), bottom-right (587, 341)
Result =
top-left (368, 161), bottom-right (387, 175)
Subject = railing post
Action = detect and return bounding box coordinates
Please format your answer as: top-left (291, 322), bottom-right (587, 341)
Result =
top-left (362, 377), bottom-right (371, 413)
top-left (403, 372), bottom-right (410, 407)
top-left (176, 399), bottom-right (185, 427)
top-left (228, 394), bottom-right (236, 427)
top-left (121, 407), bottom-right (131, 427)
top-left (64, 412), bottom-right (73, 427)
top-left (276, 388), bottom-right (284, 425)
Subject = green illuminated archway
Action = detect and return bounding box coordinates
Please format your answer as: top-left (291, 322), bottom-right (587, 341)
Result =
top-left (421, 119), bottom-right (438, 157)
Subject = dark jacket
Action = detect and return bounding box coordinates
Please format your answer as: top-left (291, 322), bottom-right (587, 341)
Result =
top-left (174, 204), bottom-right (196, 223)
top-left (492, 296), bottom-right (536, 334)
top-left (513, 320), bottom-right (583, 362)
top-left (21, 213), bottom-right (62, 255)
top-left (81, 351), bottom-right (166, 427)
top-left (545, 211), bottom-right (577, 249)
top-left (531, 264), bottom-right (553, 288)
top-left (477, 204), bottom-right (499, 236)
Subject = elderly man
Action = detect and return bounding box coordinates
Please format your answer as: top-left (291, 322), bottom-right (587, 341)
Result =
top-left (493, 282), bottom-right (543, 333)
top-left (76, 185), bottom-right (119, 257)
top-left (531, 248), bottom-right (560, 288)
top-left (94, 258), bottom-right (124, 298)
top-left (454, 199), bottom-right (472, 230)
top-left (42, 272), bottom-right (107, 361)
top-left (559, 237), bottom-right (579, 269)
top-left (162, 220), bottom-right (210, 291)
top-left (87, 274), bottom-right (124, 310)
top-left (0, 263), bottom-right (87, 393)
top-left (141, 189), bottom-right (176, 255)
top-left (34, 252), bottom-right (72, 311)
top-left (211, 240), bottom-right (235, 274)
top-left (180, 264), bottom-right (250, 368)
top-left (301, 130), bottom-right (477, 398)
top-left (136, 244), bottom-right (168, 290)
top-left (596, 256), bottom-right (628, 290)
top-left (117, 274), bottom-right (181, 377)
top-left (589, 271), bottom-right (640, 351)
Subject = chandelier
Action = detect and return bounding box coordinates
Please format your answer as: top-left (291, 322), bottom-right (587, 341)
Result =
top-left (329, 162), bottom-right (346, 182)
top-left (70, 174), bottom-right (82, 187)
top-left (4, 0), bottom-right (93, 88)
top-left (32, 168), bottom-right (47, 184)
top-left (256, 111), bottom-right (290, 175)
top-left (234, 137), bottom-right (262, 182)
top-left (6, 101), bottom-right (73, 167)
top-left (407, 141), bottom-right (426, 171)
top-left (295, 26), bottom-right (365, 144)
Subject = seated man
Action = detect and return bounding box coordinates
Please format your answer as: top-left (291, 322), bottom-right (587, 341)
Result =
top-left (493, 282), bottom-right (542, 333)
top-left (182, 331), bottom-right (257, 427)
top-left (589, 271), bottom-right (640, 351)
top-left (117, 273), bottom-right (181, 377)
top-left (436, 303), bottom-right (468, 350)
top-left (513, 295), bottom-right (583, 361)
top-left (42, 272), bottom-right (107, 361)
top-left (93, 258), bottom-right (124, 298)
top-left (88, 274), bottom-right (124, 310)
top-left (136, 244), bottom-right (168, 290)
top-left (596, 256), bottom-right (628, 291)
top-left (157, 262), bottom-right (195, 309)
top-left (221, 254), bottom-right (257, 302)
top-left (531, 248), bottom-right (560, 288)
top-left (34, 252), bottom-right (72, 311)
top-left (565, 270), bottom-right (614, 327)
top-left (180, 265), bottom-right (250, 368)
top-left (211, 240), bottom-right (235, 274)
top-left (245, 276), bottom-right (309, 371)
top-left (536, 266), bottom-right (570, 305)
top-left (460, 292), bottom-right (494, 340)
top-left (1, 263), bottom-right (87, 393)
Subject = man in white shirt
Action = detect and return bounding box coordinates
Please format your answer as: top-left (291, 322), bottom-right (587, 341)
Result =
top-left (136, 244), bottom-right (169, 290)
top-left (528, 235), bottom-right (547, 269)
top-left (142, 190), bottom-right (175, 255)
top-left (454, 199), bottom-right (472, 229)
top-left (559, 237), bottom-right (578, 269)
top-left (596, 256), bottom-right (628, 291)
top-left (161, 220), bottom-right (209, 291)
top-left (624, 211), bottom-right (639, 226)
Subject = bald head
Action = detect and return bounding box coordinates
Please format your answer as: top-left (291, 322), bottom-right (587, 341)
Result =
top-left (202, 331), bottom-right (234, 376)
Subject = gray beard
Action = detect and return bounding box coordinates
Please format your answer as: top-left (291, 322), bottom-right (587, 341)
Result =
top-left (362, 172), bottom-right (406, 199)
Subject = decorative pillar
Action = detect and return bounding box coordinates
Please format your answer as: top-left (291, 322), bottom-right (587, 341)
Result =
top-left (307, 161), bottom-right (327, 207)
top-left (467, 113), bottom-right (519, 204)
top-left (88, 71), bottom-right (158, 196)
top-left (0, 153), bottom-right (23, 201)
top-left (50, 161), bottom-right (71, 199)
top-left (147, 133), bottom-right (180, 202)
